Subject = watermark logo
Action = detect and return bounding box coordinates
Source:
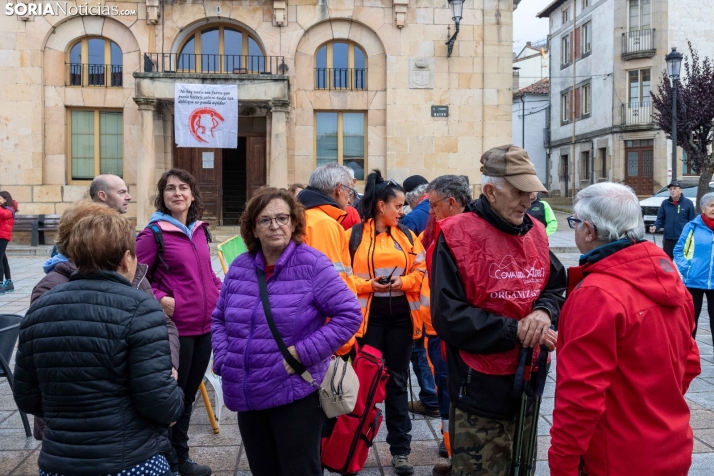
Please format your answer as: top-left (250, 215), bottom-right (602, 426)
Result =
top-left (5, 3), bottom-right (136, 17)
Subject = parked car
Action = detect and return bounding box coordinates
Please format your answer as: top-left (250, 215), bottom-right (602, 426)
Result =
top-left (640, 181), bottom-right (714, 227)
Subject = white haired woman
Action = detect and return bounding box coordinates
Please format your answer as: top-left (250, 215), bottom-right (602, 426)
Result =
top-left (674, 191), bottom-right (714, 339)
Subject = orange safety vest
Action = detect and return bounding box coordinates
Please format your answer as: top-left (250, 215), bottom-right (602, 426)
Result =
top-left (347, 219), bottom-right (427, 339)
top-left (303, 204), bottom-right (358, 355)
top-left (438, 213), bottom-right (550, 375)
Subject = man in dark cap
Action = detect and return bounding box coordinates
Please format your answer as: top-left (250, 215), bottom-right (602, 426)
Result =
top-left (649, 180), bottom-right (695, 259)
top-left (431, 145), bottom-right (565, 475)
top-left (401, 175), bottom-right (431, 235)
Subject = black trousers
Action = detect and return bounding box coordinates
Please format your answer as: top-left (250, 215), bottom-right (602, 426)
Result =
top-left (663, 238), bottom-right (677, 260)
top-left (688, 288), bottom-right (714, 340)
top-left (238, 391), bottom-right (325, 476)
top-left (167, 332), bottom-right (213, 468)
top-left (358, 317), bottom-right (414, 456)
top-left (0, 239), bottom-right (10, 280)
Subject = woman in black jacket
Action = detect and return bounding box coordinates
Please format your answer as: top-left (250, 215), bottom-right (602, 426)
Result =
top-left (13, 203), bottom-right (184, 476)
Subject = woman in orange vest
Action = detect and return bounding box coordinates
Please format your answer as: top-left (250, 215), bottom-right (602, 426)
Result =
top-left (348, 170), bottom-right (427, 476)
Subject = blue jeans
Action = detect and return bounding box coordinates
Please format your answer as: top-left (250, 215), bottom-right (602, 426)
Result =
top-left (410, 337), bottom-right (439, 408)
top-left (427, 335), bottom-right (451, 421)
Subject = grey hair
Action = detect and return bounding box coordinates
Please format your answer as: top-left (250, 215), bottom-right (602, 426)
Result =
top-left (406, 184), bottom-right (429, 209)
top-left (308, 163), bottom-right (352, 195)
top-left (574, 182), bottom-right (645, 242)
top-left (426, 175), bottom-right (472, 207)
top-left (344, 167), bottom-right (355, 180)
top-left (700, 192), bottom-right (714, 210)
top-left (481, 175), bottom-right (506, 192)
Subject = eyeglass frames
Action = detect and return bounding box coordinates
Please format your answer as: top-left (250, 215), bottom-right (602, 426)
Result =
top-left (429, 197), bottom-right (450, 209)
top-left (256, 214), bottom-right (291, 228)
top-left (567, 216), bottom-right (598, 233)
top-left (342, 184), bottom-right (358, 200)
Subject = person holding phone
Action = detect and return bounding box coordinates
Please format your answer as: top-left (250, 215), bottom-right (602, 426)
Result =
top-left (347, 170), bottom-right (427, 475)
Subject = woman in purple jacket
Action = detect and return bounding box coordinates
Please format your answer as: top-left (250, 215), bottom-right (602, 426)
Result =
top-left (136, 169), bottom-right (221, 476)
top-left (211, 187), bottom-right (361, 476)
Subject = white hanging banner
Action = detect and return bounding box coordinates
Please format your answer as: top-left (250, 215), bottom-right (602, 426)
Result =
top-left (175, 83), bottom-right (238, 148)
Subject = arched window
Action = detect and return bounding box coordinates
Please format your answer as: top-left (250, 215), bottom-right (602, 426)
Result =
top-left (177, 25), bottom-right (265, 73)
top-left (315, 42), bottom-right (367, 90)
top-left (67, 38), bottom-right (122, 87)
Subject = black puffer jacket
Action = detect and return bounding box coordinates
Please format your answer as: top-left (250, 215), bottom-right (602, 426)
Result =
top-left (13, 271), bottom-right (184, 476)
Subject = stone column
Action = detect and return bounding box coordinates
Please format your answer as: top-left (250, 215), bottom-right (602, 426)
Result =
top-left (133, 97), bottom-right (157, 229)
top-left (269, 99), bottom-right (290, 188)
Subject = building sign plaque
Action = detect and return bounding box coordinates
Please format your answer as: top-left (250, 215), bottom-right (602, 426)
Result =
top-left (431, 106), bottom-right (449, 117)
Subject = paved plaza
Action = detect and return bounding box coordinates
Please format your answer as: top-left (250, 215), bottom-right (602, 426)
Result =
top-left (2, 222), bottom-right (714, 475)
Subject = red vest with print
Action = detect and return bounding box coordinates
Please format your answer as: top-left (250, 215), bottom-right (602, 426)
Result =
top-left (439, 212), bottom-right (551, 375)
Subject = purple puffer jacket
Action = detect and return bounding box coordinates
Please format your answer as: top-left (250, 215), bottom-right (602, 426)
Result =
top-left (136, 220), bottom-right (221, 336)
top-left (211, 240), bottom-right (362, 412)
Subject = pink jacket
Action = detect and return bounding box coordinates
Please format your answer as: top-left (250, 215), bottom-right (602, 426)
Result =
top-left (136, 220), bottom-right (221, 336)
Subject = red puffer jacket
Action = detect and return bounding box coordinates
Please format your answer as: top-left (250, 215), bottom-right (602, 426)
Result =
top-left (0, 204), bottom-right (15, 241)
top-left (549, 241), bottom-right (701, 476)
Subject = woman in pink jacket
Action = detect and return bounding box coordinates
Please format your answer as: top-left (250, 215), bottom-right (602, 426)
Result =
top-left (136, 169), bottom-right (221, 476)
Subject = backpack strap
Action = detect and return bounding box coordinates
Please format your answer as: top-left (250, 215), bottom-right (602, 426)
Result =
top-left (148, 224), bottom-right (169, 274)
top-left (349, 223), bottom-right (364, 266)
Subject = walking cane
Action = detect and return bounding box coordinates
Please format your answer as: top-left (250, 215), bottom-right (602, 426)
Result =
top-left (511, 347), bottom-right (533, 476)
top-left (523, 345), bottom-right (550, 476)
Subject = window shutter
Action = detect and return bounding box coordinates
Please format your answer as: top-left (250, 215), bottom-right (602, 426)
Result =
top-left (570, 31), bottom-right (574, 61)
top-left (574, 27), bottom-right (581, 59)
top-left (575, 87), bottom-right (581, 118)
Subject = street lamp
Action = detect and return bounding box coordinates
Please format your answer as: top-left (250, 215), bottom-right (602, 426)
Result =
top-left (666, 47), bottom-right (684, 181)
top-left (446, 0), bottom-right (463, 58)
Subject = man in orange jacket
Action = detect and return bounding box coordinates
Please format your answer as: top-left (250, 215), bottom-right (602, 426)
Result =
top-left (549, 182), bottom-right (701, 475)
top-left (298, 163), bottom-right (360, 355)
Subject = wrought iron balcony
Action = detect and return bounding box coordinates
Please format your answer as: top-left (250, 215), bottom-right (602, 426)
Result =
top-left (142, 53), bottom-right (286, 75)
top-left (622, 29), bottom-right (656, 60)
top-left (315, 68), bottom-right (367, 90)
top-left (66, 63), bottom-right (123, 87)
top-left (622, 100), bottom-right (653, 127)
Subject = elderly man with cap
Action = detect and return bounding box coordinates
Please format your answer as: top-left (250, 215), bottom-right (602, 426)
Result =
top-left (649, 180), bottom-right (696, 259)
top-left (431, 145), bottom-right (566, 475)
top-left (401, 175), bottom-right (431, 235)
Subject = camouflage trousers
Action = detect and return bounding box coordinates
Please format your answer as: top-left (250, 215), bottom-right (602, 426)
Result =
top-left (449, 405), bottom-right (537, 476)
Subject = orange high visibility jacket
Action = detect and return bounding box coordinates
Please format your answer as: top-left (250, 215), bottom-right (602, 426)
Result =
top-left (302, 198), bottom-right (359, 356)
top-left (347, 219), bottom-right (427, 339)
top-left (417, 231), bottom-right (434, 336)
top-left (304, 205), bottom-right (357, 294)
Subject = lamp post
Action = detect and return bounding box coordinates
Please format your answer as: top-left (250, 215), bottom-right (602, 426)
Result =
top-left (446, 0), bottom-right (463, 57)
top-left (666, 47), bottom-right (683, 181)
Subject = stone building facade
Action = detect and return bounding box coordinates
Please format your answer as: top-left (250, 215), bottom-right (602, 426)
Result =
top-left (539, 0), bottom-right (714, 198)
top-left (0, 0), bottom-right (516, 226)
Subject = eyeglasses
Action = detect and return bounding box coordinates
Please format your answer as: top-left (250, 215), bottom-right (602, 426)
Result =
top-left (567, 216), bottom-right (598, 233)
top-left (382, 179), bottom-right (399, 188)
top-left (256, 214), bottom-right (291, 228)
top-left (342, 184), bottom-right (358, 200)
top-left (429, 197), bottom-right (450, 209)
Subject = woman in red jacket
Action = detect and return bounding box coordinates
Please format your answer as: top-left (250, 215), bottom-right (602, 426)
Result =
top-left (0, 191), bottom-right (16, 294)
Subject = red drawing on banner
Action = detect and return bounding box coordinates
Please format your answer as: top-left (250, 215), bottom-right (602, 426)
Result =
top-left (189, 107), bottom-right (225, 143)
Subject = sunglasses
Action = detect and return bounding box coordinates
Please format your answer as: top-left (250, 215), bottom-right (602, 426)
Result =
top-left (567, 216), bottom-right (598, 234)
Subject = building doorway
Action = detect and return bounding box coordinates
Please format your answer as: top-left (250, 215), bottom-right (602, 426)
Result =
top-left (173, 118), bottom-right (267, 225)
top-left (624, 139), bottom-right (654, 195)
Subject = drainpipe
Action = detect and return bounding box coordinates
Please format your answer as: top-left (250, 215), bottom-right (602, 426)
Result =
top-left (522, 95), bottom-right (526, 149)
top-left (591, 139), bottom-right (595, 185)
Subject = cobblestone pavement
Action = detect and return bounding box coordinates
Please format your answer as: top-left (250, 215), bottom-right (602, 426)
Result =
top-left (2, 241), bottom-right (714, 475)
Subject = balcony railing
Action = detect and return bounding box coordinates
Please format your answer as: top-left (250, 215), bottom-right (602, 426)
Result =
top-left (315, 68), bottom-right (367, 90)
top-left (622, 29), bottom-right (656, 58)
top-left (622, 100), bottom-right (653, 126)
top-left (66, 63), bottom-right (123, 87)
top-left (142, 53), bottom-right (285, 75)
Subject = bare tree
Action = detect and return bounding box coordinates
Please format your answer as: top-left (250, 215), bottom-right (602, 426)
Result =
top-left (652, 42), bottom-right (714, 212)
